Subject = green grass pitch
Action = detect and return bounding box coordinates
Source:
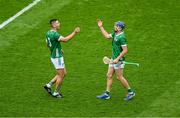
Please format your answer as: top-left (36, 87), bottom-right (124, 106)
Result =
top-left (0, 0), bottom-right (180, 117)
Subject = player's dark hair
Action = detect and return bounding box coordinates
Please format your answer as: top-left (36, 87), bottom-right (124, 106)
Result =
top-left (49, 19), bottom-right (58, 24)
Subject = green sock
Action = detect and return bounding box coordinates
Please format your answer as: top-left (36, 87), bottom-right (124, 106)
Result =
top-left (128, 89), bottom-right (133, 93)
top-left (105, 91), bottom-right (110, 95)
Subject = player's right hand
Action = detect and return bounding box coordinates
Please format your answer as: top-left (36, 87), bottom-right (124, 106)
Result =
top-left (97, 19), bottom-right (103, 27)
top-left (74, 27), bottom-right (80, 33)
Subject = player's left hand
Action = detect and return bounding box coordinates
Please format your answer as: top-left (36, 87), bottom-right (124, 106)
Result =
top-left (113, 58), bottom-right (119, 64)
top-left (74, 27), bottom-right (80, 33)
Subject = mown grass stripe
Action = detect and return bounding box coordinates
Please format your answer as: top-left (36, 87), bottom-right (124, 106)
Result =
top-left (0, 0), bottom-right (41, 29)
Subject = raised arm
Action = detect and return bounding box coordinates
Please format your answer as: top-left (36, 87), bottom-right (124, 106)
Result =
top-left (59, 27), bottom-right (80, 42)
top-left (97, 19), bottom-right (111, 39)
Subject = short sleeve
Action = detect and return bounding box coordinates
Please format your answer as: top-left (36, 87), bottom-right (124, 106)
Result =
top-left (58, 36), bottom-right (64, 41)
top-left (54, 32), bottom-right (60, 40)
top-left (54, 32), bottom-right (63, 41)
top-left (109, 32), bottom-right (115, 39)
top-left (109, 34), bottom-right (113, 38)
top-left (120, 37), bottom-right (127, 46)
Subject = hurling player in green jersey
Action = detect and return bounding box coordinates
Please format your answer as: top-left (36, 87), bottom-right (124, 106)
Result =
top-left (96, 19), bottom-right (135, 101)
top-left (44, 19), bottom-right (80, 98)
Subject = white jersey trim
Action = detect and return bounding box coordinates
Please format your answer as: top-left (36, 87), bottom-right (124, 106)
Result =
top-left (58, 36), bottom-right (64, 41)
top-left (121, 44), bottom-right (127, 47)
top-left (108, 34), bottom-right (113, 39)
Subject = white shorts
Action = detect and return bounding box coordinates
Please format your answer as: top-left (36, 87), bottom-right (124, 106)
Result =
top-left (51, 57), bottom-right (65, 69)
top-left (109, 61), bottom-right (125, 69)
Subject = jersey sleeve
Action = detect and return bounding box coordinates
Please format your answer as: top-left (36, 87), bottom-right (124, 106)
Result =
top-left (58, 36), bottom-right (64, 41)
top-left (54, 32), bottom-right (64, 41)
top-left (120, 36), bottom-right (127, 46)
top-left (109, 32), bottom-right (115, 39)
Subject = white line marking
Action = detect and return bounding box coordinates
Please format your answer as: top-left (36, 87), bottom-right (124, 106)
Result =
top-left (0, 0), bottom-right (41, 29)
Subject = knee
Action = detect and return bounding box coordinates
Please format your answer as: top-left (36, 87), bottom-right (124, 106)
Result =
top-left (107, 73), bottom-right (113, 79)
top-left (117, 76), bottom-right (123, 81)
top-left (56, 75), bottom-right (63, 82)
top-left (56, 77), bottom-right (61, 83)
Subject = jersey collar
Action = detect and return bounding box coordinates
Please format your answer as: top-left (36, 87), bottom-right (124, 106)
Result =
top-left (115, 31), bottom-right (124, 36)
top-left (51, 29), bottom-right (57, 32)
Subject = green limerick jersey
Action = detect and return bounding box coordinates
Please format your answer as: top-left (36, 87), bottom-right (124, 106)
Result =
top-left (46, 30), bottom-right (63, 58)
top-left (110, 31), bottom-right (127, 61)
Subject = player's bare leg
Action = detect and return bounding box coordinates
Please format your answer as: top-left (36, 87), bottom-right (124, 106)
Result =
top-left (63, 67), bottom-right (67, 77)
top-left (106, 67), bottom-right (115, 92)
top-left (52, 68), bottom-right (66, 98)
top-left (115, 69), bottom-right (130, 89)
top-left (55, 69), bottom-right (65, 91)
top-left (48, 75), bottom-right (59, 86)
top-left (44, 75), bottom-right (59, 95)
top-left (96, 67), bottom-right (114, 99)
top-left (115, 68), bottom-right (135, 101)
